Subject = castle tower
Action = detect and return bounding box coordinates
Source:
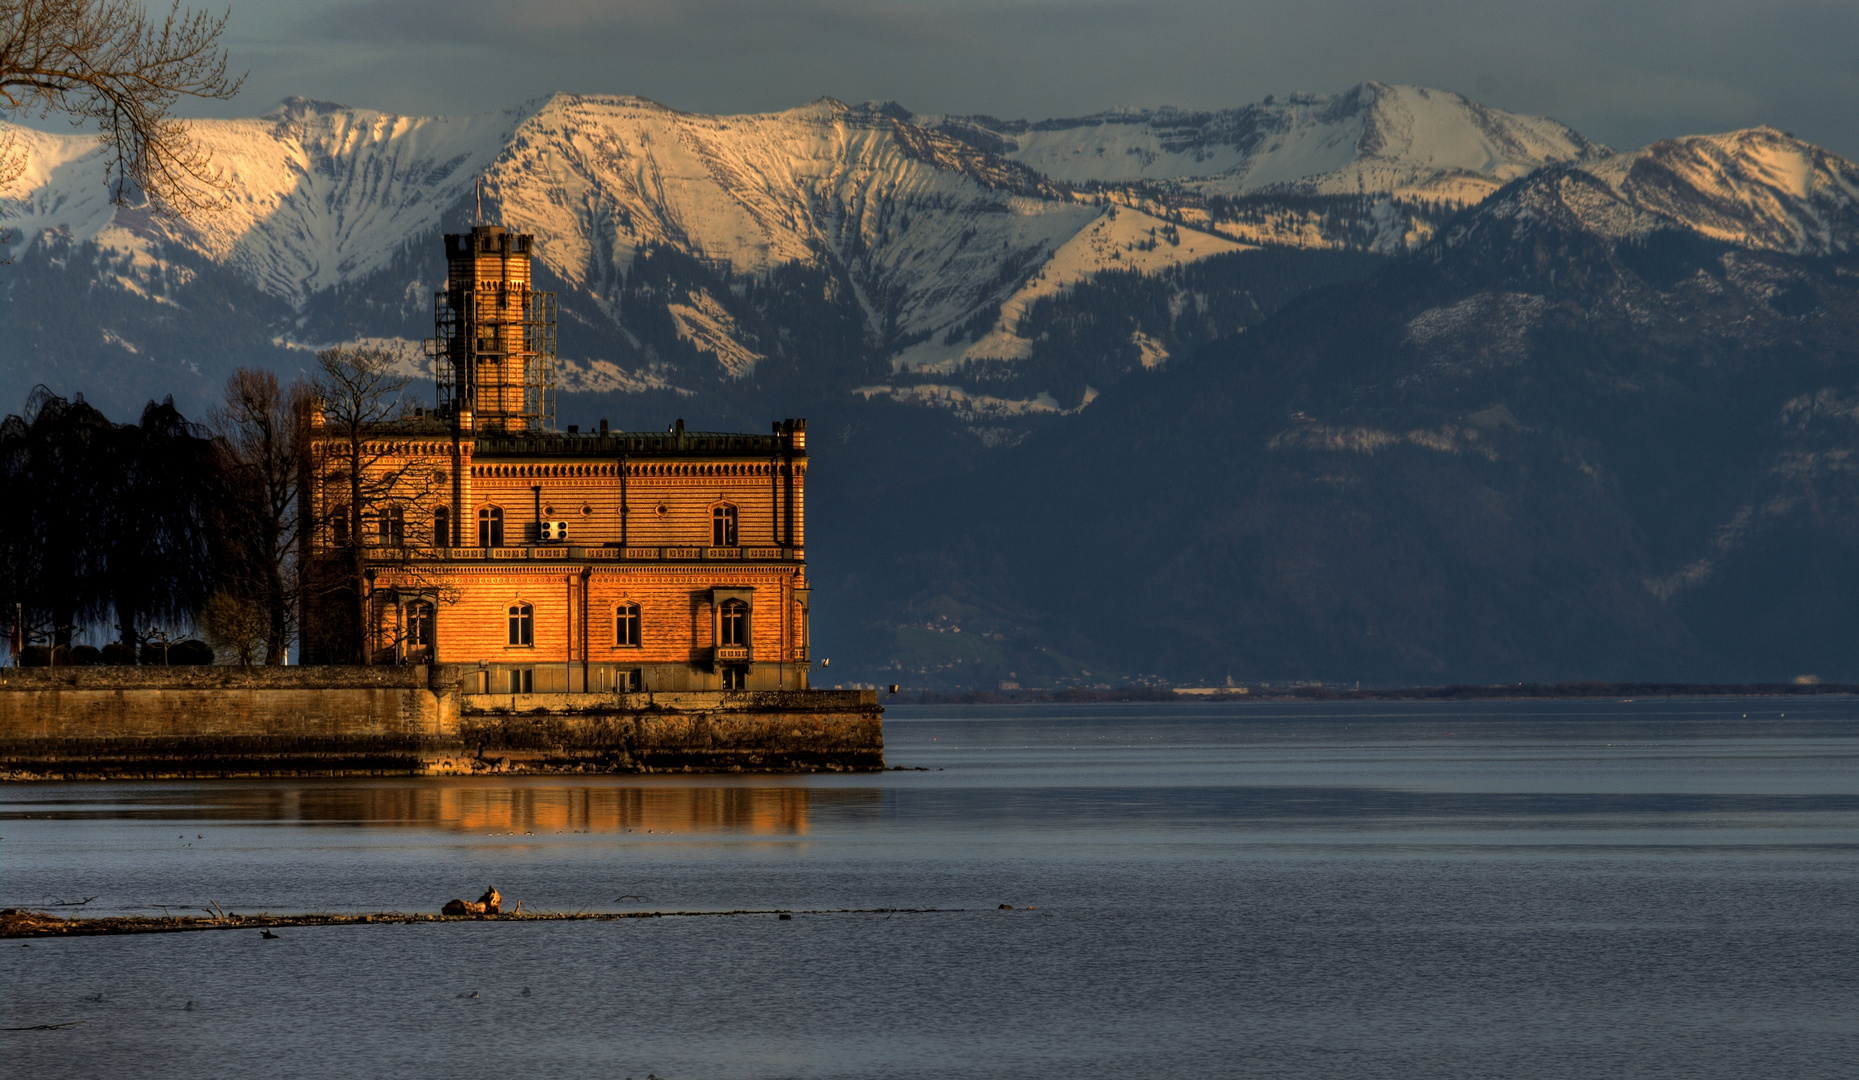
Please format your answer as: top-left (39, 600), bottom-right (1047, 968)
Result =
top-left (429, 225), bottom-right (557, 433)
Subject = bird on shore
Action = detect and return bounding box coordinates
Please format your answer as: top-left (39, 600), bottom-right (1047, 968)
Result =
top-left (260, 929), bottom-right (278, 939)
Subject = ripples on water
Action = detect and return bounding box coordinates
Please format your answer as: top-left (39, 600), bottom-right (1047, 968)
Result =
top-left (4, 699), bottom-right (1857, 1078)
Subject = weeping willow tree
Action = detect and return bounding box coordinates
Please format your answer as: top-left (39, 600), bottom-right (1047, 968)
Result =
top-left (0, 386), bottom-right (220, 656)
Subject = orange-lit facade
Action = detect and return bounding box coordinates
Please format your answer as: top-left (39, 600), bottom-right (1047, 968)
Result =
top-left (301, 224), bottom-right (812, 692)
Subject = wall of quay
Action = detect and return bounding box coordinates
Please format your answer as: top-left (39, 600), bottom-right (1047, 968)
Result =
top-left (0, 665), bottom-right (882, 779)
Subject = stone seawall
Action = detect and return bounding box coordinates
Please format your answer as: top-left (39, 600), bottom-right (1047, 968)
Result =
top-left (0, 666), bottom-right (882, 779)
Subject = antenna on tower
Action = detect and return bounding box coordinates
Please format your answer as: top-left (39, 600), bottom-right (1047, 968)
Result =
top-left (474, 176), bottom-right (482, 225)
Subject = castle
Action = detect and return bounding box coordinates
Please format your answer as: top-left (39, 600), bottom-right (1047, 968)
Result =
top-left (300, 224), bottom-right (812, 694)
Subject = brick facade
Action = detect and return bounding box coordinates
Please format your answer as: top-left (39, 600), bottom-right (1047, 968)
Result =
top-left (301, 224), bottom-right (813, 692)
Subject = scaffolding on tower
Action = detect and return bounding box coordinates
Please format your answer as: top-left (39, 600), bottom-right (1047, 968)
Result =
top-left (425, 231), bottom-right (557, 432)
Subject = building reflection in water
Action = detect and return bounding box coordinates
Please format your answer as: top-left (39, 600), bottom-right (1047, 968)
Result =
top-left (145, 783), bottom-right (889, 835)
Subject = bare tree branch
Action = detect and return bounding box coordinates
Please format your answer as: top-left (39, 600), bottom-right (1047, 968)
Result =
top-left (0, 0), bottom-right (244, 217)
top-left (208, 368), bottom-right (312, 664)
top-left (307, 345), bottom-right (451, 664)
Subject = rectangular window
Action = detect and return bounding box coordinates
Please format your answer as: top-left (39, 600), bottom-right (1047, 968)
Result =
top-left (434, 507), bottom-right (450, 547)
top-left (712, 504), bottom-right (738, 547)
top-left (331, 508), bottom-right (348, 545)
top-left (508, 602), bottom-right (533, 647)
top-left (616, 603), bottom-right (641, 647)
top-left (380, 506), bottom-right (405, 546)
top-left (720, 599), bottom-right (748, 646)
top-left (722, 665), bottom-right (748, 690)
top-left (479, 506), bottom-right (503, 547)
top-left (508, 669), bottom-right (532, 693)
top-left (407, 602), bottom-right (434, 647)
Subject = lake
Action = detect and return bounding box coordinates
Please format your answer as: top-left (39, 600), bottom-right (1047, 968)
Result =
top-left (4, 699), bottom-right (1857, 1078)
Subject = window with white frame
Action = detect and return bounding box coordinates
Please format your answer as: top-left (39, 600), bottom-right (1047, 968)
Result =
top-left (712, 504), bottom-right (738, 547)
top-left (507, 602), bottom-right (533, 647)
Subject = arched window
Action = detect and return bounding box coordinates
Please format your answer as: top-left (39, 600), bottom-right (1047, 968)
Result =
top-left (615, 602), bottom-right (641, 647)
top-left (507, 602), bottom-right (533, 647)
top-left (478, 506), bottom-right (503, 547)
top-left (406, 601), bottom-right (434, 648)
top-left (379, 506), bottom-right (405, 546)
top-left (433, 507), bottom-right (450, 547)
top-left (712, 503), bottom-right (738, 547)
top-left (719, 599), bottom-right (748, 646)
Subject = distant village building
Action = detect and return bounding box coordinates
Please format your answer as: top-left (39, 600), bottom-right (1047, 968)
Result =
top-left (301, 224), bottom-right (811, 692)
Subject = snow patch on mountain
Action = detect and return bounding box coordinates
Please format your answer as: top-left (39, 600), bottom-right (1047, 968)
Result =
top-left (1131, 331), bottom-right (1169, 369)
top-left (851, 381), bottom-right (1098, 420)
top-left (559, 358), bottom-right (689, 396)
top-left (666, 288), bottom-right (763, 376)
top-left (891, 205), bottom-right (1248, 374)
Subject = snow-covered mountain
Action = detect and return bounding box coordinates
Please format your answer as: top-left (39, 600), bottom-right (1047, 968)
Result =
top-left (1587, 127), bottom-right (1859, 255)
top-left (2, 93), bottom-right (1141, 406)
top-left (1, 84), bottom-right (1602, 320)
top-left (0, 86), bottom-right (1499, 416)
top-left (1432, 126), bottom-right (1859, 268)
top-left (921, 82), bottom-right (1610, 204)
top-left (4, 97), bottom-right (522, 303)
top-left (4, 85), bottom-right (1855, 430)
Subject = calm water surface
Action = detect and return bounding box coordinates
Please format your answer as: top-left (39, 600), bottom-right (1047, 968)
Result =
top-left (3, 699), bottom-right (1857, 1078)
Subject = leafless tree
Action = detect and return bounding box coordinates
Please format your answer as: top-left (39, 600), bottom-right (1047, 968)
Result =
top-left (0, 0), bottom-right (244, 216)
top-left (307, 344), bottom-right (452, 664)
top-left (209, 368), bottom-right (312, 664)
top-left (196, 587), bottom-right (265, 665)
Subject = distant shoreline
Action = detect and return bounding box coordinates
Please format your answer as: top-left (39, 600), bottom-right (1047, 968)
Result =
top-left (906, 682), bottom-right (1859, 705)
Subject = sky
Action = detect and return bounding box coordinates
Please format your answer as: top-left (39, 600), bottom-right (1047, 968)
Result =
top-left (16, 0), bottom-right (1859, 158)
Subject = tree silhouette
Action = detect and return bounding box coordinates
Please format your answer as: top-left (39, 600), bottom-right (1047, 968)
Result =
top-left (0, 386), bottom-right (218, 658)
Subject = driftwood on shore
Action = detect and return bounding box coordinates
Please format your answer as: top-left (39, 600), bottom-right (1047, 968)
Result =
top-left (0, 905), bottom-right (969, 939)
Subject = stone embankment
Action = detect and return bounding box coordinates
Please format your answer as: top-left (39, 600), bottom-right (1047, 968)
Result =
top-left (0, 665), bottom-right (882, 779)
